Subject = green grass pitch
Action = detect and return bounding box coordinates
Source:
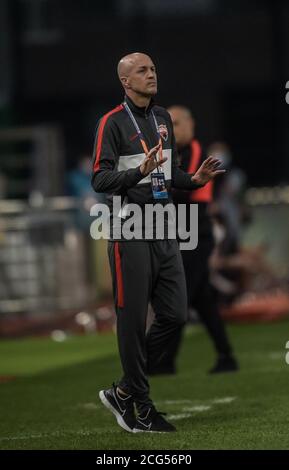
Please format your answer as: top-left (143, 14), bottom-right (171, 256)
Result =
top-left (0, 320), bottom-right (289, 450)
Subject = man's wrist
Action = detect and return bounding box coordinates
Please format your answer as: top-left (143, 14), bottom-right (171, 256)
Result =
top-left (191, 174), bottom-right (204, 187)
top-left (139, 164), bottom-right (148, 177)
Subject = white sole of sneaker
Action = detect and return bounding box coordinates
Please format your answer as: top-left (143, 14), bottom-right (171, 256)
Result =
top-left (132, 429), bottom-right (170, 434)
top-left (99, 391), bottom-right (134, 433)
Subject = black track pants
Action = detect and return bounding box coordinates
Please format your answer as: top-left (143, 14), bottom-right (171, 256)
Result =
top-left (108, 239), bottom-right (187, 413)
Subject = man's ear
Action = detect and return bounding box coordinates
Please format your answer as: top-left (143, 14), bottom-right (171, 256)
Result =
top-left (121, 76), bottom-right (130, 89)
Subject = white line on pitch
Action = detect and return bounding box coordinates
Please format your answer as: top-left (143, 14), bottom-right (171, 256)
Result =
top-left (212, 397), bottom-right (237, 404)
top-left (183, 405), bottom-right (211, 412)
top-left (167, 413), bottom-right (193, 421)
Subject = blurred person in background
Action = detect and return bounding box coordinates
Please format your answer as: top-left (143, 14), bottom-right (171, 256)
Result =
top-left (147, 106), bottom-right (238, 375)
top-left (209, 208), bottom-right (243, 305)
top-left (67, 154), bottom-right (107, 285)
top-left (207, 142), bottom-right (250, 306)
top-left (67, 153), bottom-right (106, 230)
top-left (208, 141), bottom-right (247, 253)
top-left (68, 153), bottom-right (106, 202)
top-left (209, 208), bottom-right (273, 308)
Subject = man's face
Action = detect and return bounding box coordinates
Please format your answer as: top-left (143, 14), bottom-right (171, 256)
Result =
top-left (168, 108), bottom-right (195, 147)
top-left (125, 56), bottom-right (157, 97)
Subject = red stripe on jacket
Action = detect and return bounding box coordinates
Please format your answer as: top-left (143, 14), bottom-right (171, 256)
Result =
top-left (114, 242), bottom-right (124, 308)
top-left (93, 105), bottom-right (123, 172)
top-left (189, 140), bottom-right (213, 203)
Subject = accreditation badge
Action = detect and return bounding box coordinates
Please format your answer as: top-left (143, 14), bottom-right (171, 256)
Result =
top-left (150, 172), bottom-right (168, 200)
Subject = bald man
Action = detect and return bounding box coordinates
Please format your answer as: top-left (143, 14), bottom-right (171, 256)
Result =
top-left (92, 53), bottom-right (224, 433)
top-left (152, 105), bottom-right (237, 374)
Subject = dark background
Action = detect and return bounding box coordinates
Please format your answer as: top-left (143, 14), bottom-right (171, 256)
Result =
top-left (1, 0), bottom-right (289, 187)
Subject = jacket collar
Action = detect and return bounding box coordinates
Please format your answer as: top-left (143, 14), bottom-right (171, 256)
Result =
top-left (124, 94), bottom-right (155, 117)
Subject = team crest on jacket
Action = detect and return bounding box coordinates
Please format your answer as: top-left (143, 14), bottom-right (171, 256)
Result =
top-left (158, 124), bottom-right (168, 141)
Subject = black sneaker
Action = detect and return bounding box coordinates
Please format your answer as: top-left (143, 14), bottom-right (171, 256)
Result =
top-left (99, 383), bottom-right (135, 432)
top-left (133, 406), bottom-right (176, 433)
top-left (208, 355), bottom-right (239, 374)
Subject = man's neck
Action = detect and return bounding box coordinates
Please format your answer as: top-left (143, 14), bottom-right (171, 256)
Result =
top-left (126, 91), bottom-right (151, 109)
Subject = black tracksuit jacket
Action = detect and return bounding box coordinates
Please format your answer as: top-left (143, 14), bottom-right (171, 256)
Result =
top-left (91, 95), bottom-right (201, 239)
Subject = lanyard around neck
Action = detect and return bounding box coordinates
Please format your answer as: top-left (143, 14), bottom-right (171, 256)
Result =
top-left (123, 101), bottom-right (164, 172)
